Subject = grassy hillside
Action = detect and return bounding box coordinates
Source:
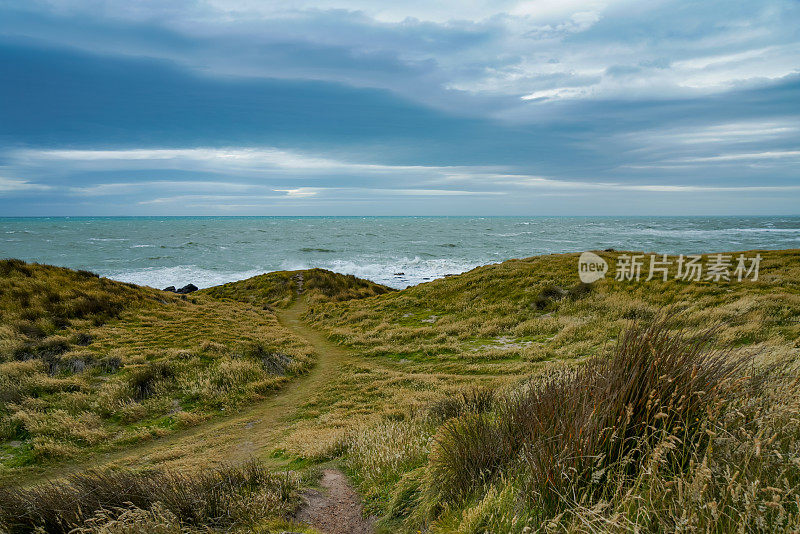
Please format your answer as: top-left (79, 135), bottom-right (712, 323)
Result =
top-left (309, 249), bottom-right (799, 361)
top-left (291, 249), bottom-right (800, 532)
top-left (0, 260), bottom-right (315, 473)
top-left (2, 251), bottom-right (799, 532)
top-left (199, 267), bottom-right (393, 309)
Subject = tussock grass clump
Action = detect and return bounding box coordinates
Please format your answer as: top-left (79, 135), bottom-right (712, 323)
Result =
top-left (514, 321), bottom-right (741, 514)
top-left (427, 413), bottom-right (506, 505)
top-left (0, 460), bottom-right (300, 533)
top-left (236, 340), bottom-right (293, 375)
top-left (128, 361), bottom-right (176, 400)
top-left (425, 320), bottom-right (744, 513)
top-left (426, 386), bottom-right (496, 422)
top-left (532, 284), bottom-right (569, 310)
top-left (74, 503), bottom-right (184, 534)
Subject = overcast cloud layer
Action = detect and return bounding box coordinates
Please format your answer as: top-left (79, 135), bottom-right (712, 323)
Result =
top-left (1, 0), bottom-right (798, 215)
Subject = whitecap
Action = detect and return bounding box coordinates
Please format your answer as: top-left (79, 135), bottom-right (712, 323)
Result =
top-left (103, 266), bottom-right (267, 289)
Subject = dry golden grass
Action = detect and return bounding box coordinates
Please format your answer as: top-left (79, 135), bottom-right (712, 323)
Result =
top-left (0, 459), bottom-right (316, 534)
top-left (308, 250), bottom-right (800, 362)
top-left (0, 260), bottom-right (315, 471)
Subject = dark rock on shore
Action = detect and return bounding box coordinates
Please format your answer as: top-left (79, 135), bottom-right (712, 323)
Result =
top-left (162, 284), bottom-right (198, 294)
top-left (176, 283), bottom-right (198, 294)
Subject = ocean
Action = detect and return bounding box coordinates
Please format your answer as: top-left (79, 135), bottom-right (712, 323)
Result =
top-left (1, 216), bottom-right (798, 289)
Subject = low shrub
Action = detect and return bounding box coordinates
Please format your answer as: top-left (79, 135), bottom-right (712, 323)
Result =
top-left (237, 340), bottom-right (292, 375)
top-left (532, 282), bottom-right (592, 311)
top-left (0, 259), bottom-right (32, 277)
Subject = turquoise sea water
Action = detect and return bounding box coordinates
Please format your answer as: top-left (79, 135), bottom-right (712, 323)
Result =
top-left (1, 216), bottom-right (798, 289)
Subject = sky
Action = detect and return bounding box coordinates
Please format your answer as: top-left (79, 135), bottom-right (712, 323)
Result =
top-left (0, 0), bottom-right (799, 216)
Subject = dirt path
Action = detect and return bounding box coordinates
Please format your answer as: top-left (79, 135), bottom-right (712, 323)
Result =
top-left (297, 469), bottom-right (376, 534)
top-left (277, 292), bottom-right (375, 533)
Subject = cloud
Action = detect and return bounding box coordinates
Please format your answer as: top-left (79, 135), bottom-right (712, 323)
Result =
top-left (486, 174), bottom-right (800, 193)
top-left (12, 144), bottom-right (797, 203)
top-left (16, 147), bottom-right (457, 173)
top-left (676, 150), bottom-right (800, 163)
top-left (521, 87), bottom-right (593, 100)
top-left (0, 1), bottom-right (798, 215)
top-left (629, 121), bottom-right (800, 145)
top-left (275, 188), bottom-right (323, 198)
top-left (2, 0), bottom-right (798, 114)
top-left (0, 176), bottom-right (51, 193)
top-left (68, 180), bottom-right (262, 196)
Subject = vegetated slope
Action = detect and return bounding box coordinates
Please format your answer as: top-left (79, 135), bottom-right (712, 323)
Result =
top-left (340, 319), bottom-right (800, 532)
top-left (200, 267), bottom-right (393, 309)
top-left (296, 249), bottom-right (800, 532)
top-left (0, 260), bottom-right (315, 471)
top-left (5, 252), bottom-right (800, 533)
top-left (309, 249), bottom-right (800, 362)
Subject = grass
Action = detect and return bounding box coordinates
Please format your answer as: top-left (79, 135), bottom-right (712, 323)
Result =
top-left (283, 249), bottom-right (800, 532)
top-left (199, 267), bottom-right (393, 309)
top-left (426, 319), bottom-right (743, 516)
top-left (0, 260), bottom-right (316, 471)
top-left (307, 250), bottom-right (800, 362)
top-left (2, 250), bottom-right (799, 532)
top-left (0, 460), bottom-right (310, 533)
top-left (339, 322), bottom-right (800, 533)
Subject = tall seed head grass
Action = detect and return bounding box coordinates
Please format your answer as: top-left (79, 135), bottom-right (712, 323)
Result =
top-left (423, 318), bottom-right (746, 518)
top-left (0, 460), bottom-right (300, 533)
